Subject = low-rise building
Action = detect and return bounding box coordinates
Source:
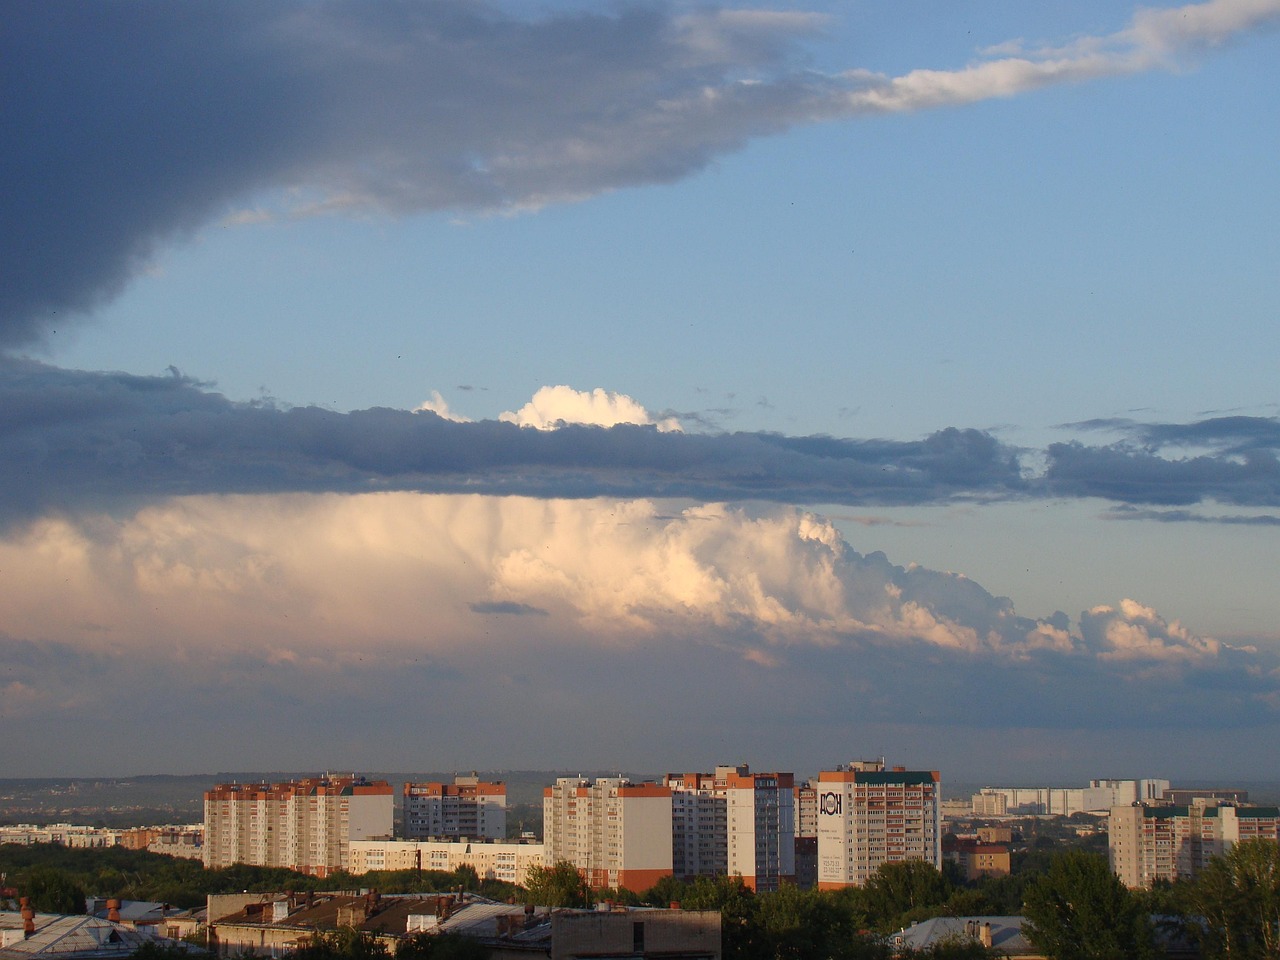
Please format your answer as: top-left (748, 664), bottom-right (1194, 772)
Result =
top-left (1, 903), bottom-right (167, 960)
top-left (348, 838), bottom-right (544, 886)
top-left (207, 893), bottom-right (720, 960)
top-left (944, 839), bottom-right (1011, 881)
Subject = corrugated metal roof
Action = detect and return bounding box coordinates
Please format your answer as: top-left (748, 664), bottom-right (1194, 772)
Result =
top-left (0, 913), bottom-right (158, 959)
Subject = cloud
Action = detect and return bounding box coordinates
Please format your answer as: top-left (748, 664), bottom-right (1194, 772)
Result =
top-left (469, 601), bottom-right (548, 616)
top-left (1104, 506), bottom-right (1280, 525)
top-left (9, 359), bottom-right (1280, 523)
top-left (0, 359), bottom-right (1027, 526)
top-left (1081, 598), bottom-right (1223, 663)
top-left (1, 492), bottom-right (1275, 774)
top-left (1046, 415), bottom-right (1280, 506)
top-left (4, 0), bottom-right (1278, 345)
top-left (499, 385), bottom-right (682, 432)
top-left (415, 390), bottom-right (471, 423)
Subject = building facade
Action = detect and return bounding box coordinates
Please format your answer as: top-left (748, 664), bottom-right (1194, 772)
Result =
top-left (816, 759), bottom-right (941, 889)
top-left (1109, 800), bottom-right (1280, 888)
top-left (664, 765), bottom-right (795, 892)
top-left (348, 838), bottom-right (544, 885)
top-left (403, 775), bottom-right (506, 841)
top-left (203, 776), bottom-right (394, 876)
top-left (543, 777), bottom-right (673, 891)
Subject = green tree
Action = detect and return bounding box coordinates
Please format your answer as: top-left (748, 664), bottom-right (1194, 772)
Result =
top-left (395, 932), bottom-right (490, 960)
top-left (292, 929), bottom-right (389, 960)
top-left (1021, 851), bottom-right (1154, 960)
top-left (1188, 838), bottom-right (1280, 960)
top-left (522, 861), bottom-right (592, 908)
top-left (861, 860), bottom-right (953, 932)
top-left (21, 866), bottom-right (87, 914)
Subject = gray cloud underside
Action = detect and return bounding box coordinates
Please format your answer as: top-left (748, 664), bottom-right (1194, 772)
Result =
top-left (1106, 506), bottom-right (1280, 526)
top-left (0, 359), bottom-right (1027, 524)
top-left (1046, 415), bottom-right (1280, 506)
top-left (7, 0), bottom-right (1279, 346)
top-left (0, 0), bottom-right (846, 345)
top-left (6, 360), bottom-right (1280, 523)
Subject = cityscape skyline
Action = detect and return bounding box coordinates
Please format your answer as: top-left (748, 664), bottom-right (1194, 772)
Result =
top-left (2, 0), bottom-right (1279, 780)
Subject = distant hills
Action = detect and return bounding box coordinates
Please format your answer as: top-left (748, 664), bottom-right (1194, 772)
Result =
top-left (2, 773), bottom-right (1275, 828)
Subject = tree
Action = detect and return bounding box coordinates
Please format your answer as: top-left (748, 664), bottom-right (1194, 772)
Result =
top-left (292, 929), bottom-right (389, 960)
top-left (21, 867), bottom-right (87, 914)
top-left (1021, 851), bottom-right (1154, 960)
top-left (1188, 838), bottom-right (1280, 960)
top-left (522, 861), bottom-right (592, 908)
top-left (395, 933), bottom-right (490, 960)
top-left (860, 860), bottom-right (953, 932)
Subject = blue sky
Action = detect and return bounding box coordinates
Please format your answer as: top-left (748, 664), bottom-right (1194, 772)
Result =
top-left (2, 0), bottom-right (1279, 781)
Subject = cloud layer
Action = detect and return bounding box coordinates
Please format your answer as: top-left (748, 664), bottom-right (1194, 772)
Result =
top-left (3, 491), bottom-right (1275, 775)
top-left (6, 360), bottom-right (1280, 528)
top-left (5, 0), bottom-right (1278, 345)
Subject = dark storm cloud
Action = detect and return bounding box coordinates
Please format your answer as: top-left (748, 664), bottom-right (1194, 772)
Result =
top-left (1, 0), bottom-right (841, 346)
top-left (0, 358), bottom-right (1027, 525)
top-left (1105, 506), bottom-right (1280, 526)
top-left (469, 601), bottom-right (549, 616)
top-left (9, 359), bottom-right (1280, 522)
top-left (1046, 415), bottom-right (1280, 506)
top-left (1063, 415), bottom-right (1280, 457)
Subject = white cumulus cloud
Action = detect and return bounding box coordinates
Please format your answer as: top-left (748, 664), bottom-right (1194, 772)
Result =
top-left (499, 385), bottom-right (682, 432)
top-left (415, 390), bottom-right (471, 422)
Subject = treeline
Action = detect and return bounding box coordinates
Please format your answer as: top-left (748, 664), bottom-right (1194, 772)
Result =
top-left (0, 844), bottom-right (520, 912)
top-left (4, 840), bottom-right (1278, 960)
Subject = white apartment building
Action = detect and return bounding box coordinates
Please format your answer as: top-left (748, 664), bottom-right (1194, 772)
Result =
top-left (348, 838), bottom-right (544, 885)
top-left (816, 759), bottom-right (941, 889)
top-left (1109, 801), bottom-right (1280, 888)
top-left (403, 775), bottom-right (506, 841)
top-left (665, 765), bottom-right (795, 892)
top-left (203, 776), bottom-right (394, 877)
top-left (971, 779), bottom-right (1170, 817)
top-left (543, 777), bottom-right (673, 892)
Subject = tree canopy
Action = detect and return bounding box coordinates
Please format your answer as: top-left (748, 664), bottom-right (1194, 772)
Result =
top-left (1022, 851), bottom-right (1154, 960)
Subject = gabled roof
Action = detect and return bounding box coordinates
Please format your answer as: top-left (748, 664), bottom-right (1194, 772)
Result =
top-left (895, 916), bottom-right (1040, 957)
top-left (0, 913), bottom-right (158, 959)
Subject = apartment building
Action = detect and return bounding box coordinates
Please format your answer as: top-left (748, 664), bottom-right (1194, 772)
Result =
top-left (664, 765), bottom-right (795, 892)
top-left (348, 838), bottom-right (544, 885)
top-left (815, 759), bottom-right (941, 889)
top-left (543, 777), bottom-right (673, 891)
top-left (403, 775), bottom-right (506, 841)
top-left (1109, 800), bottom-right (1280, 888)
top-left (971, 779), bottom-right (1170, 817)
top-left (203, 776), bottom-right (393, 876)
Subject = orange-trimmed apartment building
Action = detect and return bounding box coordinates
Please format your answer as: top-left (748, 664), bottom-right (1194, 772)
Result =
top-left (664, 765), bottom-right (795, 891)
top-left (403, 775), bottom-right (506, 841)
top-left (815, 759), bottom-right (941, 889)
top-left (203, 775), bottom-right (394, 877)
top-left (543, 777), bottom-right (673, 892)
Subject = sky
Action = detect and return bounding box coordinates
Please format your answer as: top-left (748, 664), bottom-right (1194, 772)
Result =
top-left (2, 0), bottom-right (1279, 784)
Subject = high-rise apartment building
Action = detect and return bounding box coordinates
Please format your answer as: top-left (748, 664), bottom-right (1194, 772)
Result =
top-left (543, 777), bottom-right (673, 891)
top-left (203, 776), bottom-right (393, 877)
top-left (815, 759), bottom-right (941, 889)
top-left (1109, 800), bottom-right (1280, 888)
top-left (664, 765), bottom-right (796, 892)
top-left (403, 775), bottom-right (506, 840)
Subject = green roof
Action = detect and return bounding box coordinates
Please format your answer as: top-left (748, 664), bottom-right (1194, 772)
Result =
top-left (855, 771), bottom-right (938, 786)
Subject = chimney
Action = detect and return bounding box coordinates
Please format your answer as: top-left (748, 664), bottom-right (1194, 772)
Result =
top-left (21, 899), bottom-right (35, 938)
top-left (107, 900), bottom-right (122, 923)
top-left (669, 901), bottom-right (681, 911)
top-left (980, 922), bottom-right (992, 948)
